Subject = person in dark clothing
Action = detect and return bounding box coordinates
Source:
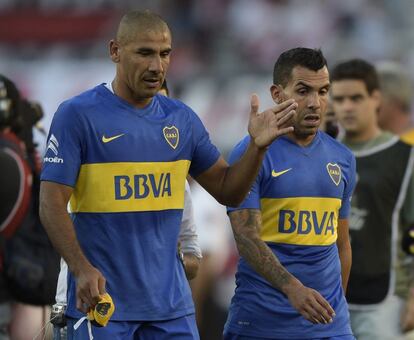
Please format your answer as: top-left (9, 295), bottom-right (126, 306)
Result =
top-left (0, 74), bottom-right (58, 339)
top-left (0, 75), bottom-right (33, 339)
top-left (331, 59), bottom-right (414, 339)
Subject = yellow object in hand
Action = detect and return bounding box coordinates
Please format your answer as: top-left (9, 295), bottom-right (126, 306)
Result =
top-left (87, 293), bottom-right (115, 327)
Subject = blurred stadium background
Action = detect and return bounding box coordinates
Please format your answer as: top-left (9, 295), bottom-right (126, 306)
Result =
top-left (1, 0), bottom-right (414, 155)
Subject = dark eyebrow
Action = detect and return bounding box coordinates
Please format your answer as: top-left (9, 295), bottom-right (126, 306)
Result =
top-left (295, 81), bottom-right (311, 88)
top-left (351, 94), bottom-right (363, 100)
top-left (295, 81), bottom-right (330, 90)
top-left (332, 93), bottom-right (364, 101)
top-left (136, 47), bottom-right (156, 53)
top-left (160, 48), bottom-right (172, 54)
top-left (136, 47), bottom-right (172, 54)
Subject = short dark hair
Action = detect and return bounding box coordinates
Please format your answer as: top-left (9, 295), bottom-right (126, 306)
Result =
top-left (273, 48), bottom-right (327, 86)
top-left (330, 59), bottom-right (379, 94)
top-left (116, 10), bottom-right (169, 45)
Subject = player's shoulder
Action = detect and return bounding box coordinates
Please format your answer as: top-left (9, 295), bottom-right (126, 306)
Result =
top-left (320, 131), bottom-right (354, 160)
top-left (156, 94), bottom-right (195, 117)
top-left (69, 84), bottom-right (105, 110)
top-left (57, 85), bottom-right (100, 113)
top-left (53, 85), bottom-right (106, 126)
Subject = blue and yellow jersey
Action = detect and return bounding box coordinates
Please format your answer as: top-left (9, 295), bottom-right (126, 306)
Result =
top-left (226, 132), bottom-right (356, 339)
top-left (41, 84), bottom-right (220, 321)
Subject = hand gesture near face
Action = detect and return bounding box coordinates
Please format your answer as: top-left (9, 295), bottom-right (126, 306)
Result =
top-left (248, 94), bottom-right (297, 149)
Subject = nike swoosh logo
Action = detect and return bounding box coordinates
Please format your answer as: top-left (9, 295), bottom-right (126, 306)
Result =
top-left (102, 133), bottom-right (125, 143)
top-left (271, 168), bottom-right (292, 177)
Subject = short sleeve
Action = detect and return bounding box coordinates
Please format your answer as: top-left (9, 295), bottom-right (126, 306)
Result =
top-left (226, 136), bottom-right (261, 213)
top-left (40, 101), bottom-right (83, 187)
top-left (188, 112), bottom-right (220, 178)
top-left (55, 259), bottom-right (68, 304)
top-left (339, 153), bottom-right (356, 219)
top-left (179, 180), bottom-right (202, 258)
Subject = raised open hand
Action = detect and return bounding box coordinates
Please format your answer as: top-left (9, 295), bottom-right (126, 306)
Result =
top-left (248, 94), bottom-right (297, 149)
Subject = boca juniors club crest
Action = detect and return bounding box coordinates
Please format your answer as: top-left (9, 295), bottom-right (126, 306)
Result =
top-left (163, 126), bottom-right (179, 149)
top-left (326, 163), bottom-right (341, 186)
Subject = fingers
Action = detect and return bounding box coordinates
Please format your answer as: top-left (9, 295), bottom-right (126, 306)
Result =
top-left (305, 304), bottom-right (332, 324)
top-left (77, 286), bottom-right (99, 313)
top-left (294, 289), bottom-right (336, 325)
top-left (275, 102), bottom-right (297, 122)
top-left (276, 127), bottom-right (294, 137)
top-left (77, 291), bottom-right (96, 313)
top-left (299, 302), bottom-right (326, 324)
top-left (314, 292), bottom-right (335, 318)
top-left (271, 102), bottom-right (296, 138)
top-left (250, 93), bottom-right (260, 116)
top-left (89, 281), bottom-right (102, 307)
top-left (272, 98), bottom-right (296, 114)
top-left (308, 292), bottom-right (335, 324)
top-left (98, 276), bottom-right (107, 295)
top-left (76, 268), bottom-right (106, 313)
top-left (76, 295), bottom-right (88, 314)
top-left (301, 304), bottom-right (330, 324)
top-left (276, 109), bottom-right (295, 127)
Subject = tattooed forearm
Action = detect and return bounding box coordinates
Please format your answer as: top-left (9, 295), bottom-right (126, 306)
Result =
top-left (229, 209), bottom-right (295, 294)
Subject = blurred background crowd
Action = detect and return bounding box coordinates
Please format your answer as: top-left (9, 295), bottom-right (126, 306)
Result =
top-left (2, 0), bottom-right (414, 153)
top-left (2, 0), bottom-right (414, 339)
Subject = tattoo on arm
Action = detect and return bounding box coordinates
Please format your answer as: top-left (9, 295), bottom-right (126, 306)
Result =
top-left (229, 209), bottom-right (294, 293)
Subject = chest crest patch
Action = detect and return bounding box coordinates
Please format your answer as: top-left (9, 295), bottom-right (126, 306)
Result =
top-left (163, 126), bottom-right (179, 149)
top-left (326, 163), bottom-right (341, 186)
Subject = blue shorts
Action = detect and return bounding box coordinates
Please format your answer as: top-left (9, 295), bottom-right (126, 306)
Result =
top-left (223, 332), bottom-right (355, 340)
top-left (66, 314), bottom-right (199, 340)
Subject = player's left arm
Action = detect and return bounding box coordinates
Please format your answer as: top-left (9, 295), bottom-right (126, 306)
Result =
top-left (337, 153), bottom-right (356, 294)
top-left (178, 180), bottom-right (202, 280)
top-left (229, 209), bottom-right (335, 324)
top-left (336, 218), bottom-right (352, 293)
top-left (182, 254), bottom-right (200, 280)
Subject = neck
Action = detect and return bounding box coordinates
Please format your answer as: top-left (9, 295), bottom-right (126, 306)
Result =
top-left (111, 79), bottom-right (152, 109)
top-left (288, 131), bottom-right (317, 146)
top-left (345, 126), bottom-right (382, 143)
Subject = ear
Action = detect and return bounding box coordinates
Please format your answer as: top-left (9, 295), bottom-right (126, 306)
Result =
top-left (270, 84), bottom-right (284, 104)
top-left (371, 89), bottom-right (382, 111)
top-left (109, 40), bottom-right (120, 63)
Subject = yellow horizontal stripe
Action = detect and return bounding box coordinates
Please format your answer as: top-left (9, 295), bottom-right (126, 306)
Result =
top-left (70, 160), bottom-right (190, 213)
top-left (260, 197), bottom-right (341, 246)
